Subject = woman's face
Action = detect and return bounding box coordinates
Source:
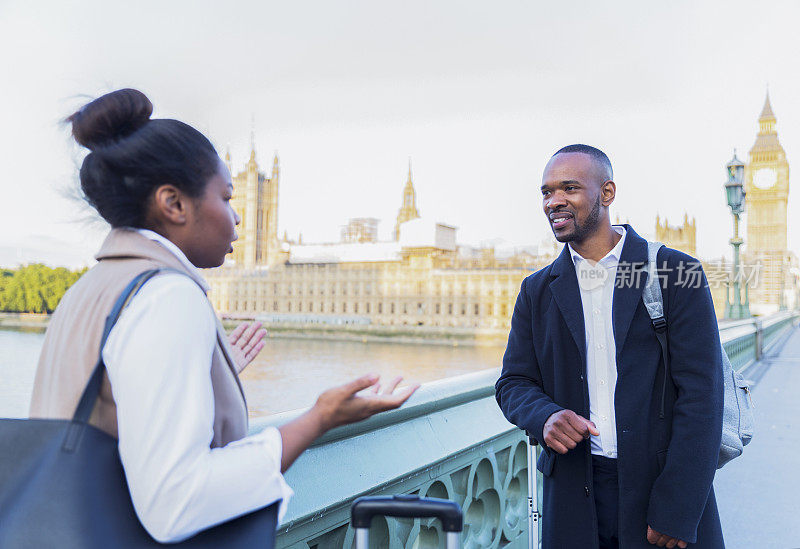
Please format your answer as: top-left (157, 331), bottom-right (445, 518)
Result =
top-left (184, 160), bottom-right (241, 268)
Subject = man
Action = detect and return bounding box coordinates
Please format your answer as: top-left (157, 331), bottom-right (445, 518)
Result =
top-left (495, 145), bottom-right (724, 548)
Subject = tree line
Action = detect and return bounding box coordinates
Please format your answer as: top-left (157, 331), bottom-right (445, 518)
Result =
top-left (0, 264), bottom-right (87, 314)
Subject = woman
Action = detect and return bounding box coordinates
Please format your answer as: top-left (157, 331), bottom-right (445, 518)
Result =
top-left (29, 88), bottom-right (418, 543)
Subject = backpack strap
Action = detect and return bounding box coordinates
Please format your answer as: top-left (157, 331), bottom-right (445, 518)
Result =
top-left (642, 241), bottom-right (670, 419)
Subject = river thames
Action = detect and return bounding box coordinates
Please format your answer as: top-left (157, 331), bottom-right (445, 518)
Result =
top-left (0, 327), bottom-right (504, 419)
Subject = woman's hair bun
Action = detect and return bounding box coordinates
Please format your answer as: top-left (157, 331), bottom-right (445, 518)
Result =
top-left (68, 88), bottom-right (153, 150)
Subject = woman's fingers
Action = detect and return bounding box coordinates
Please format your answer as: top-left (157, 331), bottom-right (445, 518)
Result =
top-left (243, 327), bottom-right (267, 352)
top-left (228, 322), bottom-right (248, 345)
top-left (382, 376), bottom-right (403, 395)
top-left (229, 323), bottom-right (268, 369)
top-left (239, 322), bottom-right (262, 347)
top-left (245, 339), bottom-right (266, 362)
top-left (343, 374), bottom-right (380, 396)
top-left (229, 322), bottom-right (264, 350)
top-left (370, 383), bottom-right (419, 410)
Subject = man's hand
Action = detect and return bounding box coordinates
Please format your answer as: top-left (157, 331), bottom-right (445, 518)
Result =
top-left (228, 321), bottom-right (267, 373)
top-left (647, 526), bottom-right (687, 548)
top-left (543, 409), bottom-right (599, 454)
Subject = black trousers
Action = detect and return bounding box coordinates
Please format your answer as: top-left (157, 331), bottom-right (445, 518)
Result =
top-left (592, 455), bottom-right (619, 549)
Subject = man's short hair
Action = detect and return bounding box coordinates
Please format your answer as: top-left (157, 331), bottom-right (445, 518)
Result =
top-left (552, 144), bottom-right (613, 180)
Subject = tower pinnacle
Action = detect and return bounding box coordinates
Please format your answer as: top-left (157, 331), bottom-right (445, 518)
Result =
top-left (760, 90), bottom-right (775, 121)
top-left (224, 146), bottom-right (232, 174)
top-left (395, 158), bottom-right (421, 240)
top-left (271, 152), bottom-right (279, 178)
top-left (249, 114), bottom-right (257, 163)
top-left (756, 90), bottom-right (778, 136)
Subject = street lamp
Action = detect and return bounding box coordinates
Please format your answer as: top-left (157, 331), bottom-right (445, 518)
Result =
top-left (790, 266), bottom-right (800, 311)
top-left (724, 150), bottom-right (751, 319)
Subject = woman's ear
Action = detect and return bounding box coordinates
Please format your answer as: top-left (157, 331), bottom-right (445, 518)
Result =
top-left (150, 185), bottom-right (189, 225)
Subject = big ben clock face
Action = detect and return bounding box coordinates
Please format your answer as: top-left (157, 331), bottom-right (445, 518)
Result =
top-left (753, 168), bottom-right (777, 189)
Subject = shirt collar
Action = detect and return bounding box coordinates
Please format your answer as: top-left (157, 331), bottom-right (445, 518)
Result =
top-left (569, 225), bottom-right (627, 266)
top-left (135, 228), bottom-right (203, 279)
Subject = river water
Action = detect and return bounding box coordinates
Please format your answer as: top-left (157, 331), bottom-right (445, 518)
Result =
top-left (0, 328), bottom-right (504, 418)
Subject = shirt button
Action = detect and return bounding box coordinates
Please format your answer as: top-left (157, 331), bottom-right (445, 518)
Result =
top-left (602, 415), bottom-right (608, 421)
top-left (596, 343), bottom-right (604, 349)
top-left (593, 309), bottom-right (600, 315)
top-left (606, 451), bottom-right (614, 457)
top-left (600, 379), bottom-right (606, 385)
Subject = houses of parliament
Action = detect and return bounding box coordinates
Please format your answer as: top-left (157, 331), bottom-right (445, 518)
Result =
top-left (206, 94), bottom-right (798, 328)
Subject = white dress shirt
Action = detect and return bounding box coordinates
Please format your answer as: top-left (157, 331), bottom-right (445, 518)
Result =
top-left (568, 225), bottom-right (627, 458)
top-left (103, 228), bottom-right (293, 543)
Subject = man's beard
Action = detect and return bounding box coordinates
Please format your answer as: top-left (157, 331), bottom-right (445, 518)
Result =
top-left (553, 194), bottom-right (602, 243)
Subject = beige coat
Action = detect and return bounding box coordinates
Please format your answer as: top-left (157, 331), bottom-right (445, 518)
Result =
top-left (29, 228), bottom-right (248, 448)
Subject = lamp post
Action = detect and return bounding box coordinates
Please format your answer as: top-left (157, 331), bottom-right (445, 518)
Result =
top-left (791, 266), bottom-right (800, 311)
top-left (779, 257), bottom-right (786, 311)
top-left (724, 151), bottom-right (751, 319)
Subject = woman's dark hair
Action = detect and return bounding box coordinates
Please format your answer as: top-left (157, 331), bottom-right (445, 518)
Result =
top-left (67, 88), bottom-right (220, 227)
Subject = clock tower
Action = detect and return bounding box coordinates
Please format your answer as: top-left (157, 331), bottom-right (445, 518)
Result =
top-left (744, 92), bottom-right (794, 311)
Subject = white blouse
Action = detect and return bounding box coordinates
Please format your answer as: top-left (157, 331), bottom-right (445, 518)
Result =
top-left (102, 229), bottom-right (292, 543)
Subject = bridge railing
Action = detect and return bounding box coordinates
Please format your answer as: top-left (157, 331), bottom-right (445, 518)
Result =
top-left (719, 310), bottom-right (798, 370)
top-left (252, 311), bottom-right (798, 548)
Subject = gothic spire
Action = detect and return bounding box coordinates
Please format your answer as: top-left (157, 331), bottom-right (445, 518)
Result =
top-left (249, 114), bottom-right (257, 164)
top-left (760, 90), bottom-right (775, 121)
top-left (395, 158), bottom-right (421, 240)
top-left (271, 152), bottom-right (279, 178)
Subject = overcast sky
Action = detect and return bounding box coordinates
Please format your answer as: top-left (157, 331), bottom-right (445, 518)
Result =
top-left (1, 0), bottom-right (798, 268)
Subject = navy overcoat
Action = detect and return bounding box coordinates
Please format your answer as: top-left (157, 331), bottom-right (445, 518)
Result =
top-left (496, 225), bottom-right (724, 548)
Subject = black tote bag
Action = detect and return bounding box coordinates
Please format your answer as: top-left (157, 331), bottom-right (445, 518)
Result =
top-left (0, 269), bottom-right (278, 548)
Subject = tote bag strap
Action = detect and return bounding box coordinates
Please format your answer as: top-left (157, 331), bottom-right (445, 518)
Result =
top-left (63, 269), bottom-right (164, 451)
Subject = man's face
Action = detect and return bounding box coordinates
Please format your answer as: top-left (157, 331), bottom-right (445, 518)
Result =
top-left (541, 152), bottom-right (608, 243)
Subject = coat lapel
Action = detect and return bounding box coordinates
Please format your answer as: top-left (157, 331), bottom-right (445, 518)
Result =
top-left (549, 244), bottom-right (586, 363)
top-left (612, 225), bottom-right (649, 360)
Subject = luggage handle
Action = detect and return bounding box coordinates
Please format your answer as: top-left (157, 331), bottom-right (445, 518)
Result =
top-left (351, 495), bottom-right (462, 532)
top-left (352, 495), bottom-right (462, 549)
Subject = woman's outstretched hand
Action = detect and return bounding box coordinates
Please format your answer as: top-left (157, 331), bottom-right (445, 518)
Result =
top-left (228, 321), bottom-right (267, 372)
top-left (312, 374), bottom-right (420, 431)
top-left (279, 374), bottom-right (420, 472)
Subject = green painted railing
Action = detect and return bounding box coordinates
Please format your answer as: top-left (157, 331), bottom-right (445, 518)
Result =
top-left (719, 311), bottom-right (799, 370)
top-left (251, 311), bottom-right (798, 548)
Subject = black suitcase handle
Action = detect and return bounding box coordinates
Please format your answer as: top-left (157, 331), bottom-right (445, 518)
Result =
top-left (351, 495), bottom-right (463, 532)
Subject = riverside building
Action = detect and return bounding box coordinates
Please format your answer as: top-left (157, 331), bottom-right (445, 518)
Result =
top-left (206, 151), bottom-right (557, 330)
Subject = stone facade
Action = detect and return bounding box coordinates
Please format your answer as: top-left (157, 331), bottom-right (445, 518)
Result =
top-left (655, 214), bottom-right (696, 257)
